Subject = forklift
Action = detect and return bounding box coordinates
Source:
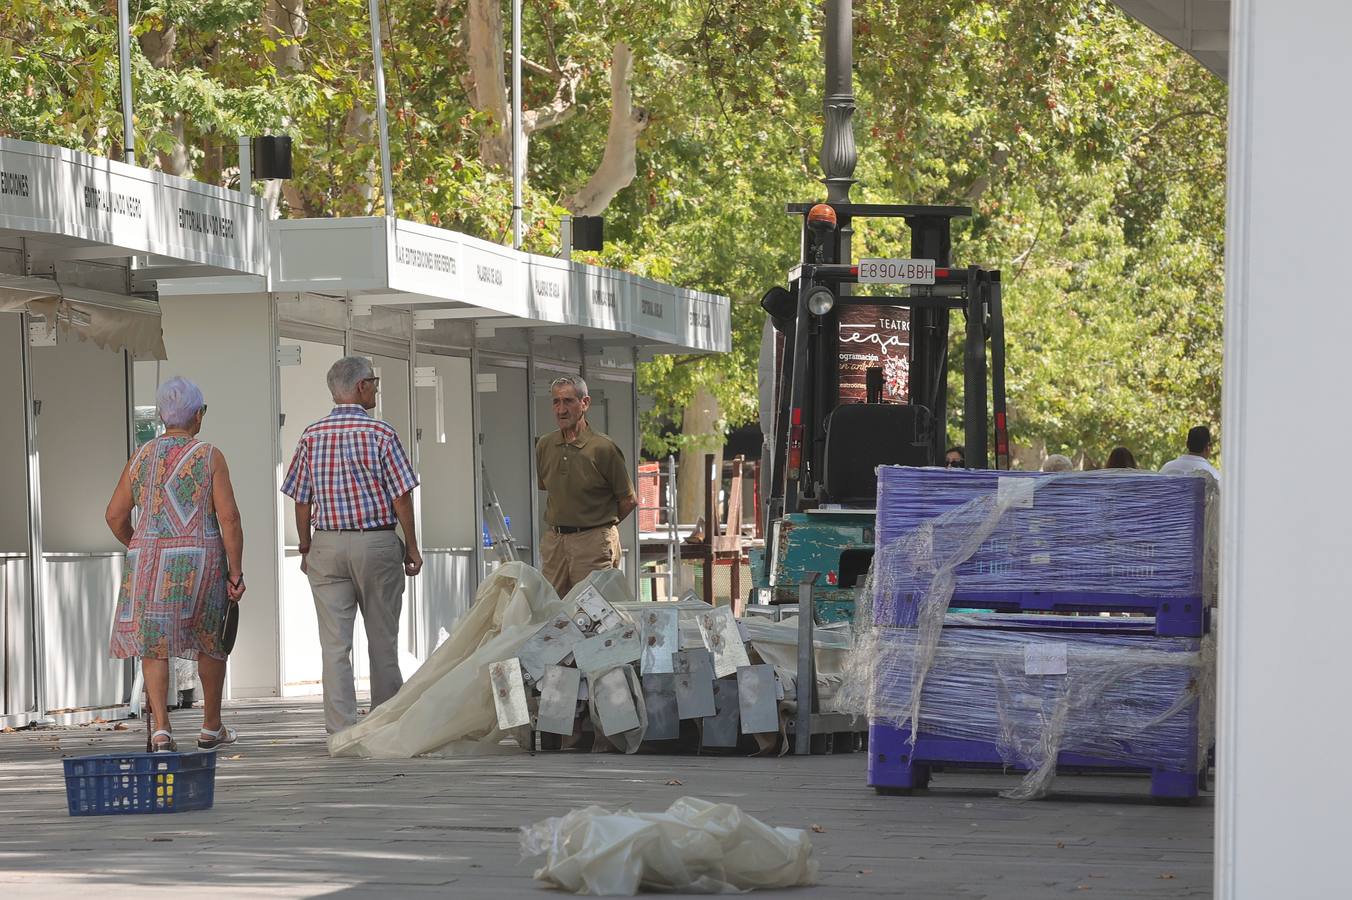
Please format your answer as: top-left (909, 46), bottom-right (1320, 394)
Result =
top-left (750, 201), bottom-right (1011, 623)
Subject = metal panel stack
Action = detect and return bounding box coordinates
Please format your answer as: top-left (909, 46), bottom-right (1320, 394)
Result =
top-left (858, 467), bottom-right (1215, 801)
top-left (488, 578), bottom-right (785, 754)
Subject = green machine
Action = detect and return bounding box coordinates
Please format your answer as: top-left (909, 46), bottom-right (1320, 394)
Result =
top-left (751, 201), bottom-right (1010, 623)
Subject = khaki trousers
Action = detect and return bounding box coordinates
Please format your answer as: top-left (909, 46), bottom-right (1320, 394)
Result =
top-left (541, 525), bottom-right (621, 598)
top-left (306, 530), bottom-right (406, 734)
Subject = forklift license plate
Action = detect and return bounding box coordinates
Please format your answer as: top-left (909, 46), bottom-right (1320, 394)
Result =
top-left (856, 258), bottom-right (936, 285)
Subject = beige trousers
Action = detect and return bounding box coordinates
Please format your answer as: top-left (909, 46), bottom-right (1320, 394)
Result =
top-left (306, 530), bottom-right (406, 734)
top-left (541, 525), bottom-right (621, 598)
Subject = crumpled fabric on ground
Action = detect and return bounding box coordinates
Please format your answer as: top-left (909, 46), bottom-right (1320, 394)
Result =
top-left (520, 796), bottom-right (818, 895)
top-left (328, 562), bottom-right (565, 758)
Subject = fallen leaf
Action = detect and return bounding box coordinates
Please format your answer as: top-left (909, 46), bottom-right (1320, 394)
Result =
top-left (1159, 874), bottom-right (1176, 880)
top-left (859, 868), bottom-right (873, 875)
top-left (665, 779), bottom-right (683, 786)
top-left (224, 754), bottom-right (243, 760)
top-left (147, 837), bottom-right (173, 843)
top-left (1056, 841), bottom-right (1065, 849)
top-left (113, 723), bottom-right (128, 731)
top-left (1, 727), bottom-right (14, 734)
top-left (810, 824), bottom-right (825, 834)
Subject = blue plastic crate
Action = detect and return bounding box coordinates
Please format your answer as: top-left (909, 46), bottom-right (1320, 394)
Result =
top-left (63, 751), bottom-right (216, 816)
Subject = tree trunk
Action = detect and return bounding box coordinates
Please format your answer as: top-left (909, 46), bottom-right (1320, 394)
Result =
top-left (138, 26), bottom-right (192, 177)
top-left (564, 43), bottom-right (650, 215)
top-left (677, 386), bottom-right (723, 527)
top-left (464, 0), bottom-right (510, 168)
top-left (263, 0), bottom-right (307, 72)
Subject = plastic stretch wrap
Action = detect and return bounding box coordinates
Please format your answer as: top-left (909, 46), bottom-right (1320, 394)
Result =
top-left (840, 468), bottom-right (1218, 799)
top-left (874, 467), bottom-right (1217, 603)
top-left (520, 796), bottom-right (818, 895)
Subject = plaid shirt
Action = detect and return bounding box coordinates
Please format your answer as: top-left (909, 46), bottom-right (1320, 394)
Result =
top-left (281, 405), bottom-right (419, 530)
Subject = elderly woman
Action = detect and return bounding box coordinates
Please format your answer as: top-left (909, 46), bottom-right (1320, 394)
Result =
top-left (105, 377), bottom-right (245, 752)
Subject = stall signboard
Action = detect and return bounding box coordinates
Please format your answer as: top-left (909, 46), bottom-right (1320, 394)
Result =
top-left (838, 303), bottom-right (911, 403)
top-left (0, 137), bottom-right (263, 275)
top-left (460, 232), bottom-right (525, 318)
top-left (389, 220), bottom-right (462, 301)
top-left (527, 257), bottom-right (570, 324)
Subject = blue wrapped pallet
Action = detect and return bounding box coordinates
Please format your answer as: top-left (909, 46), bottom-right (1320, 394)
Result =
top-left (875, 467), bottom-right (1211, 636)
top-left (843, 467), bottom-right (1218, 801)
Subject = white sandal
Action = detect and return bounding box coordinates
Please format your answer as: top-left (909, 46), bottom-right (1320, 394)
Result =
top-left (150, 729), bottom-right (177, 753)
top-left (197, 724), bottom-right (238, 750)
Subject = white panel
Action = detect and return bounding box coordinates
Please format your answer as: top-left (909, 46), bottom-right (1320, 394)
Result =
top-left (30, 333), bottom-right (127, 553)
top-left (0, 315), bottom-right (29, 552)
top-left (527, 257), bottom-right (570, 324)
top-left (1220, 3), bottom-right (1351, 897)
top-left (480, 361), bottom-right (532, 560)
top-left (1, 556), bottom-right (35, 716)
top-left (272, 218), bottom-right (387, 290)
top-left (42, 555), bottom-right (126, 711)
top-left (416, 354), bottom-right (476, 548)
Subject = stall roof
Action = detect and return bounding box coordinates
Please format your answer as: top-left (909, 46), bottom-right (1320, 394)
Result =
top-left (0, 138), bottom-right (266, 277)
top-left (262, 217), bottom-right (730, 355)
top-left (1110, 0), bottom-right (1229, 80)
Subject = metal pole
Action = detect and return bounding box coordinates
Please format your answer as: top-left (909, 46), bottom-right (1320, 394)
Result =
top-left (116, 0), bottom-right (135, 163)
top-left (511, 0), bottom-right (524, 248)
top-left (367, 0), bottom-right (396, 216)
top-left (525, 333), bottom-right (541, 566)
top-left (238, 136), bottom-right (253, 199)
top-left (469, 328), bottom-right (486, 588)
top-left (794, 579), bottom-right (816, 755)
top-left (19, 314), bottom-right (48, 723)
top-left (820, 0), bottom-right (855, 202)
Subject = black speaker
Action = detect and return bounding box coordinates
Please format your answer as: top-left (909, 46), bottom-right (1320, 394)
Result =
top-left (251, 135), bottom-right (293, 180)
top-left (572, 215), bottom-right (604, 251)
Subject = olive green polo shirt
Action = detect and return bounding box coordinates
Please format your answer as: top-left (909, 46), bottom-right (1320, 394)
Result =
top-left (536, 424), bottom-right (635, 528)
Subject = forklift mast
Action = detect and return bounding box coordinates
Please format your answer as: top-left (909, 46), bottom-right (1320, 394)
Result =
top-left (762, 202), bottom-right (1009, 522)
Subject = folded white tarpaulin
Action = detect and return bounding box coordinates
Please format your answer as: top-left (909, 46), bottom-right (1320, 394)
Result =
top-left (0, 273), bottom-right (166, 359)
top-left (328, 561), bottom-right (567, 758)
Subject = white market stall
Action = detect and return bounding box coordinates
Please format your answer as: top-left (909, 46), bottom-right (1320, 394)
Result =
top-left (0, 138), bottom-right (265, 726)
top-left (157, 216), bottom-right (729, 700)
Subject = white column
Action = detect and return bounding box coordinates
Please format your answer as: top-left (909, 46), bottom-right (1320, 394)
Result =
top-left (158, 293), bottom-right (283, 698)
top-left (1219, 2), bottom-right (1352, 896)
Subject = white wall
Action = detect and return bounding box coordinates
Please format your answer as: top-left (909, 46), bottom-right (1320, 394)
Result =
top-left (1219, 3), bottom-right (1352, 896)
top-left (29, 333), bottom-right (128, 553)
top-left (480, 360), bottom-right (533, 560)
top-left (0, 315), bottom-right (29, 551)
top-left (415, 353), bottom-right (476, 548)
top-left (159, 292), bottom-right (281, 698)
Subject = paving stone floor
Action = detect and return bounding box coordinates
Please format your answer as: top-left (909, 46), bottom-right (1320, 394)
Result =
top-left (0, 697), bottom-right (1213, 898)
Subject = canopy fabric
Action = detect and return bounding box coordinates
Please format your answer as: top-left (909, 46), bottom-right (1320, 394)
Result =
top-left (0, 274), bottom-right (166, 359)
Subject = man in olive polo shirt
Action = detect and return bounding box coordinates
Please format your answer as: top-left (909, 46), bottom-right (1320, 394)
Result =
top-left (536, 375), bottom-right (638, 597)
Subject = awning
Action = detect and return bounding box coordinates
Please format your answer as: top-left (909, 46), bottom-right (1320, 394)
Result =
top-left (0, 273), bottom-right (166, 359)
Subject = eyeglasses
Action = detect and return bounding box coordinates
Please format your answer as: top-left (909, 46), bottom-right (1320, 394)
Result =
top-left (362, 377), bottom-right (381, 389)
top-left (945, 459), bottom-right (962, 468)
top-left (200, 405), bottom-right (208, 416)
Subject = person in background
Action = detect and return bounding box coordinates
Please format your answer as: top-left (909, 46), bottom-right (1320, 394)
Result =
top-left (1105, 446), bottom-right (1138, 469)
top-left (1159, 425), bottom-right (1221, 483)
top-left (537, 375), bottom-right (638, 598)
top-left (282, 356), bottom-right (423, 735)
top-left (944, 446), bottom-right (965, 468)
top-left (1042, 454), bottom-right (1074, 472)
top-left (106, 377), bottom-right (245, 752)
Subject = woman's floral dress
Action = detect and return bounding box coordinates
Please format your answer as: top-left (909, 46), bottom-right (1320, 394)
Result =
top-left (109, 436), bottom-right (228, 661)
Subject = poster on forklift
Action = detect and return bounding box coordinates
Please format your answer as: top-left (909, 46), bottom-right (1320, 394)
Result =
top-left (838, 304), bottom-right (911, 403)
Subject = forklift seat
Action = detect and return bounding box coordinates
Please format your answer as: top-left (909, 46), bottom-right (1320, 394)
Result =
top-left (822, 403), bottom-right (934, 505)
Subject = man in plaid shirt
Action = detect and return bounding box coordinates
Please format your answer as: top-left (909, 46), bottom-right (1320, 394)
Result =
top-left (282, 356), bottom-right (423, 734)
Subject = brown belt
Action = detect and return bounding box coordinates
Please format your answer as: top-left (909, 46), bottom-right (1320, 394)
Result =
top-left (549, 524), bottom-right (611, 534)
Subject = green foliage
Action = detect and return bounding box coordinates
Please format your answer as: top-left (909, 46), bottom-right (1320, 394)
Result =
top-left (0, 0), bottom-right (1225, 467)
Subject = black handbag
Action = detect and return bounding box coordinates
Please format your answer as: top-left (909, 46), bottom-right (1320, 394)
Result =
top-left (219, 600), bottom-right (240, 653)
